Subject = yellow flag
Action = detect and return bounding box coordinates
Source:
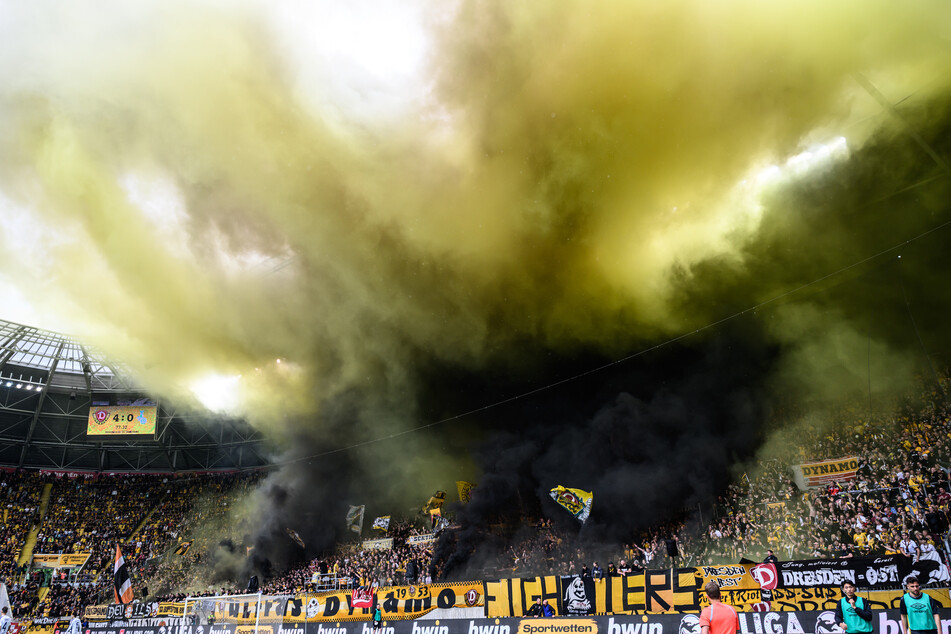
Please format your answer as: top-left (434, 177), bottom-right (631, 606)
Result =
top-left (549, 485), bottom-right (593, 523)
top-left (456, 481), bottom-right (477, 504)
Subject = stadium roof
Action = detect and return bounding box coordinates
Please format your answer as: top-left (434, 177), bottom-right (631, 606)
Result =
top-left (0, 318), bottom-right (135, 392)
top-left (0, 318), bottom-right (272, 473)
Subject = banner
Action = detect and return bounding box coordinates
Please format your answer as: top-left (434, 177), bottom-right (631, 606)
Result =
top-left (362, 538), bottom-right (394, 551)
top-left (559, 575), bottom-right (596, 616)
top-left (351, 587), bottom-right (375, 609)
top-left (719, 587), bottom-right (951, 612)
top-left (101, 601), bottom-right (186, 621)
top-left (697, 564), bottom-right (764, 592)
top-left (487, 570), bottom-right (700, 617)
top-left (773, 555), bottom-right (942, 589)
top-left (158, 602), bottom-right (186, 617)
top-left (83, 605), bottom-right (109, 620)
top-left (31, 553), bottom-right (91, 568)
top-left (107, 602), bottom-right (159, 620)
top-left (372, 516), bottom-right (391, 531)
top-left (204, 584), bottom-right (484, 623)
top-left (548, 486), bottom-right (593, 523)
top-left (407, 534), bottom-right (436, 546)
top-left (792, 456), bottom-right (859, 489)
top-left (212, 596), bottom-right (294, 624)
top-left (700, 556), bottom-right (921, 593)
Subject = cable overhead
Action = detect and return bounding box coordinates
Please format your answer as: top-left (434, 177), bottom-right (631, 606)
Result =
top-left (279, 214), bottom-right (951, 466)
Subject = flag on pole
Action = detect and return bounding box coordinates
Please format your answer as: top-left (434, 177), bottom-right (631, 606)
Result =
top-left (372, 516), bottom-right (390, 531)
top-left (286, 528), bottom-right (306, 549)
top-left (174, 540), bottom-right (193, 556)
top-left (114, 545), bottom-right (134, 604)
top-left (346, 505), bottom-right (365, 534)
top-left (456, 481), bottom-right (477, 504)
top-left (549, 485), bottom-right (593, 523)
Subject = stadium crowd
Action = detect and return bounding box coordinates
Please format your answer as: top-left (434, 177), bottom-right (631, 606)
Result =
top-left (1, 383), bottom-right (951, 619)
top-left (259, 520), bottom-right (437, 595)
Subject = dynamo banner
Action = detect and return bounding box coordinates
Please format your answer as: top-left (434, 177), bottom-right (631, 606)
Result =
top-left (791, 456), bottom-right (859, 489)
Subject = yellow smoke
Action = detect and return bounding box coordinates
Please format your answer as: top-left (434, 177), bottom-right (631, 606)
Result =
top-left (0, 0), bottom-right (948, 431)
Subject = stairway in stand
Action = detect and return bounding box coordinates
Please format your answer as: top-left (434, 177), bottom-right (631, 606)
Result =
top-left (17, 482), bottom-right (54, 567)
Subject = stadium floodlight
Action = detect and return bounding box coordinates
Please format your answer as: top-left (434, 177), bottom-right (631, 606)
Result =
top-left (15, 383), bottom-right (22, 389)
top-left (190, 374), bottom-right (242, 413)
top-left (25, 385), bottom-right (33, 390)
top-left (4, 382), bottom-right (10, 387)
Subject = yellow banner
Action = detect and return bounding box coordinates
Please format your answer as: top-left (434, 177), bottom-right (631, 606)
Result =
top-left (695, 564), bottom-right (762, 592)
top-left (83, 606), bottom-right (109, 620)
top-left (32, 553), bottom-right (91, 568)
top-left (158, 602), bottom-right (186, 617)
top-left (793, 456), bottom-right (859, 489)
top-left (719, 588), bottom-right (951, 612)
top-left (487, 572), bottom-right (700, 618)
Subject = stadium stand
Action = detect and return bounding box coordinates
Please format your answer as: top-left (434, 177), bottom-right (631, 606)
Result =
top-left (1, 383), bottom-right (950, 618)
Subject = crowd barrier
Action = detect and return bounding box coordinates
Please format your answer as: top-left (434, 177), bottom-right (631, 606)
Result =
top-left (15, 555), bottom-right (949, 633)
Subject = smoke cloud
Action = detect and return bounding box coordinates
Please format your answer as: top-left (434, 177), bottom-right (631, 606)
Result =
top-left (1, 0), bottom-right (950, 578)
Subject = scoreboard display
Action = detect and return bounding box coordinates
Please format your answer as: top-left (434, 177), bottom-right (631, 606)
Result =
top-left (86, 405), bottom-right (157, 438)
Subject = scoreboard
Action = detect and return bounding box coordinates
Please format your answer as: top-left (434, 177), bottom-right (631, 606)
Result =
top-left (86, 405), bottom-right (157, 438)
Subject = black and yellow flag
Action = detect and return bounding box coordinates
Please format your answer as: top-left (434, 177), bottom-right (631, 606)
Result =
top-left (456, 481), bottom-right (477, 504)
